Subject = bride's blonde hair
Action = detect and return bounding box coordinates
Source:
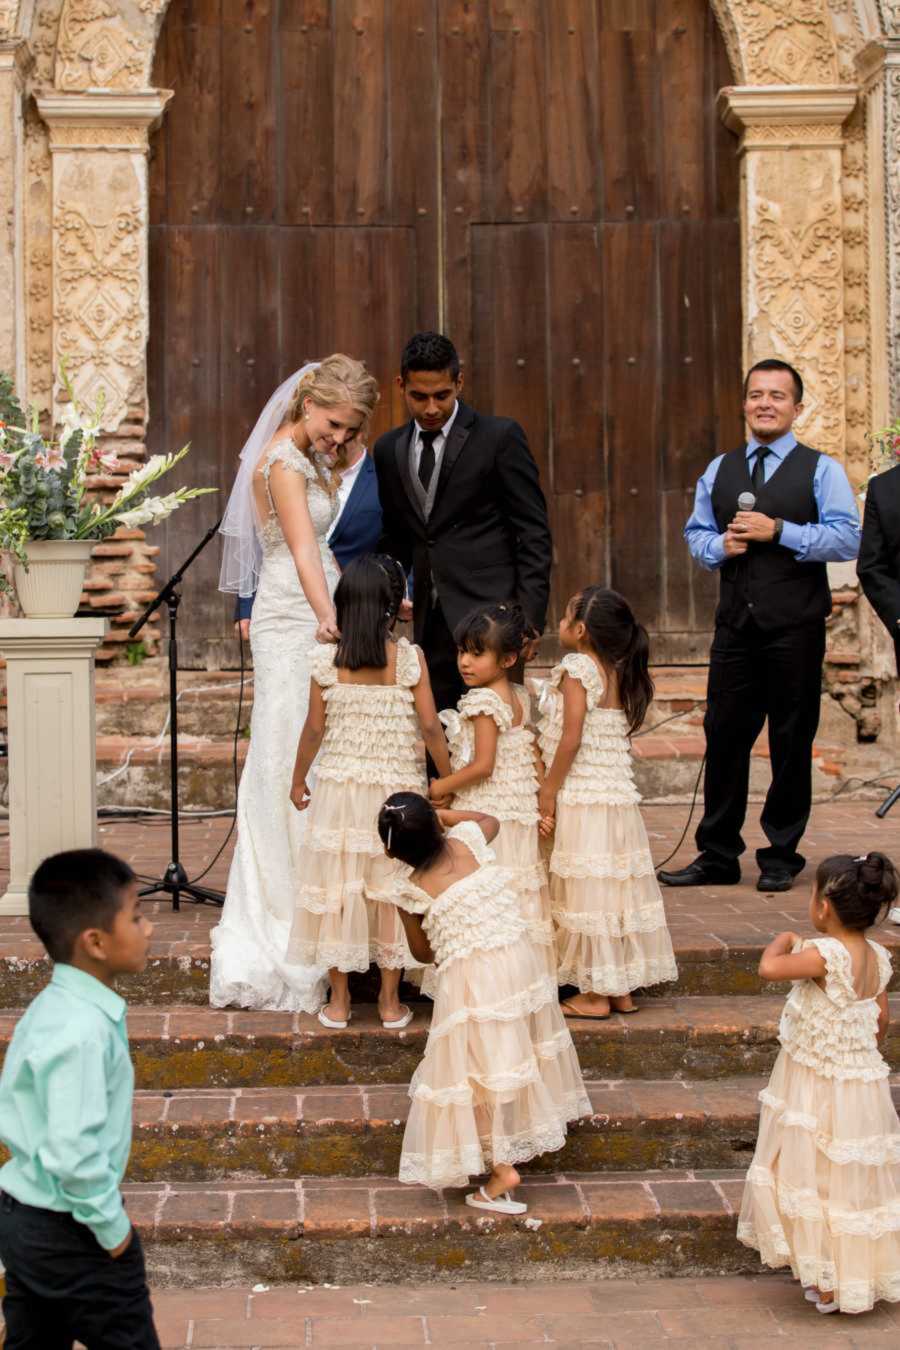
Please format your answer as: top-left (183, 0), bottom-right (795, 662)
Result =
top-left (289, 354), bottom-right (380, 491)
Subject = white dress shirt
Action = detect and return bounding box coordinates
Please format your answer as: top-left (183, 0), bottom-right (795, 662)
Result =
top-left (411, 401), bottom-right (460, 483)
top-left (326, 452), bottom-right (366, 543)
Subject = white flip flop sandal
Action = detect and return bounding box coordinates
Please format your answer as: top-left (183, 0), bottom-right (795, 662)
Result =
top-left (317, 1007), bottom-right (350, 1030)
top-left (815, 1301), bottom-right (839, 1315)
top-left (803, 1289), bottom-right (820, 1303)
top-left (381, 1008), bottom-right (413, 1030)
top-left (465, 1186), bottom-right (527, 1215)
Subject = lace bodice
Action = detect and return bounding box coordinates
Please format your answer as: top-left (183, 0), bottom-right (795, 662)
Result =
top-left (537, 653), bottom-right (639, 806)
top-left (440, 686), bottom-right (539, 824)
top-left (779, 937), bottom-right (893, 1082)
top-left (259, 440), bottom-right (339, 555)
top-left (397, 822), bottom-right (527, 968)
top-left (310, 638), bottom-right (424, 790)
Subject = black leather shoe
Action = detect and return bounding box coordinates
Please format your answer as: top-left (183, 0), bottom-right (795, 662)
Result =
top-left (657, 859), bottom-right (741, 887)
top-left (757, 870), bottom-right (793, 893)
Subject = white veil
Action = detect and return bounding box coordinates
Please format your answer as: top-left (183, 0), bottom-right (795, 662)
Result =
top-left (218, 362), bottom-right (320, 597)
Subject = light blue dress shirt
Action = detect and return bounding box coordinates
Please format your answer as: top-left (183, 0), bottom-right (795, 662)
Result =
top-left (0, 964), bottom-right (133, 1249)
top-left (684, 432), bottom-right (860, 570)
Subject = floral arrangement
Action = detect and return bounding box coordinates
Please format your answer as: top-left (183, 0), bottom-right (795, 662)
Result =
top-left (859, 416), bottom-right (900, 502)
top-left (0, 367), bottom-right (214, 589)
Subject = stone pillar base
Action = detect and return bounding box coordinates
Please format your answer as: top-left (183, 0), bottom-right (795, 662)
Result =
top-left (0, 618), bottom-right (107, 916)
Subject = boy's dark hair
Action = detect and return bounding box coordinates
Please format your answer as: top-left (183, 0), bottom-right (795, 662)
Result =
top-left (334, 553), bottom-right (406, 670)
top-left (28, 849), bottom-right (136, 963)
top-left (454, 601), bottom-right (527, 661)
top-left (400, 332), bottom-right (461, 382)
top-left (743, 358), bottom-right (803, 404)
top-left (571, 586), bottom-right (654, 735)
top-left (815, 852), bottom-right (898, 931)
top-left (378, 791), bottom-right (447, 871)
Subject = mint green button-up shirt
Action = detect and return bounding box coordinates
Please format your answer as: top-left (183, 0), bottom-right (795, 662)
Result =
top-left (0, 963), bottom-right (133, 1249)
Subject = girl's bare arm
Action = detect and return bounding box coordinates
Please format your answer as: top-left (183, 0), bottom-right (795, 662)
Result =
top-left (758, 931), bottom-right (827, 983)
top-left (397, 909), bottom-right (435, 964)
top-left (430, 715), bottom-right (498, 798)
top-left (411, 652), bottom-right (452, 778)
top-left (290, 680), bottom-right (326, 808)
top-left (876, 989), bottom-right (890, 1042)
top-left (435, 807), bottom-right (499, 843)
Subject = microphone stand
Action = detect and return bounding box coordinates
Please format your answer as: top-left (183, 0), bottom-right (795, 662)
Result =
top-left (128, 518), bottom-right (226, 910)
top-left (876, 784), bottom-right (900, 818)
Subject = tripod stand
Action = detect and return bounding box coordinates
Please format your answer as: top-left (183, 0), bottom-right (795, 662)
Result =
top-left (129, 518), bottom-right (226, 910)
top-left (876, 783), bottom-right (900, 818)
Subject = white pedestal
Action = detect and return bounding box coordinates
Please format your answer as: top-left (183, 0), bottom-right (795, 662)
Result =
top-left (0, 618), bottom-right (107, 915)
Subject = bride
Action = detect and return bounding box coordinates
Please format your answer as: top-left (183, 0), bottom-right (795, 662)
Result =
top-left (211, 355), bottom-right (380, 1010)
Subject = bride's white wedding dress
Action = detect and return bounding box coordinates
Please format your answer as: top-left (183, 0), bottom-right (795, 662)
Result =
top-left (210, 440), bottom-right (339, 1010)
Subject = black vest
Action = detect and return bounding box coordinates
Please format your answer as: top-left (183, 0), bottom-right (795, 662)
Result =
top-left (710, 443), bottom-right (832, 632)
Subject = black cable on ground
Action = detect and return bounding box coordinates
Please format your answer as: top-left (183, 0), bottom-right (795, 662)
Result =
top-left (652, 753), bottom-right (706, 873)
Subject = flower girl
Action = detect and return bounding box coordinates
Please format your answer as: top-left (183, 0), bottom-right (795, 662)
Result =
top-left (428, 602), bottom-right (554, 968)
top-left (537, 587), bottom-right (677, 1017)
top-left (738, 851), bottom-right (900, 1315)
top-left (379, 793), bottom-right (590, 1212)
top-left (288, 554), bottom-right (451, 1029)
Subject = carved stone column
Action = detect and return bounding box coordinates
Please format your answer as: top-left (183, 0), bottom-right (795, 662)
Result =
top-left (718, 86), bottom-right (858, 462)
top-left (34, 89), bottom-right (171, 435)
top-left (0, 37), bottom-right (30, 388)
top-left (857, 37), bottom-right (900, 419)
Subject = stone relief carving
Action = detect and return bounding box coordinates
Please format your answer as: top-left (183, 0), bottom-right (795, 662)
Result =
top-left (887, 65), bottom-right (900, 412)
top-left (840, 106), bottom-right (872, 486)
top-left (54, 0), bottom-right (166, 91)
top-left (711, 0), bottom-right (840, 85)
top-left (52, 151), bottom-right (146, 429)
top-left (879, 2), bottom-right (900, 36)
top-left (0, 3), bottom-right (20, 37)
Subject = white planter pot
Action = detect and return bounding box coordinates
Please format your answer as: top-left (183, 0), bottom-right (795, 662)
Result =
top-left (12, 539), bottom-right (95, 619)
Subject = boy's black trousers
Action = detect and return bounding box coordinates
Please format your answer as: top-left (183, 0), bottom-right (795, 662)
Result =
top-left (0, 1192), bottom-right (160, 1349)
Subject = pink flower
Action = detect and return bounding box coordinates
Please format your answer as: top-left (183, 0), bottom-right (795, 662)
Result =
top-left (45, 444), bottom-right (65, 470)
top-left (34, 449), bottom-right (50, 470)
top-left (0, 450), bottom-right (14, 469)
top-left (893, 435), bottom-right (900, 450)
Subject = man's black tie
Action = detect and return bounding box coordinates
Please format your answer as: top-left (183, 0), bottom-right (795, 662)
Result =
top-left (418, 430), bottom-right (438, 492)
top-left (751, 446), bottom-right (770, 493)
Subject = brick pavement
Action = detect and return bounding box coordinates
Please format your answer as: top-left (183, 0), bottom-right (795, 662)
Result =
top-left (144, 1275), bottom-right (900, 1347)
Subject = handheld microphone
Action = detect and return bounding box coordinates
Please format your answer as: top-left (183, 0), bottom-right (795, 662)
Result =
top-left (737, 492), bottom-right (756, 512)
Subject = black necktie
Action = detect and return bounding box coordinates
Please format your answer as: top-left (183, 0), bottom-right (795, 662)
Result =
top-left (751, 446), bottom-right (770, 493)
top-left (418, 430), bottom-right (438, 492)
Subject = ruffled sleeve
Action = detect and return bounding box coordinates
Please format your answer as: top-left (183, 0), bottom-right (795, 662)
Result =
top-left (309, 642), bottom-right (338, 688)
top-left (457, 687), bottom-right (515, 731)
top-left (807, 936), bottom-right (856, 1007)
top-left (448, 819), bottom-right (496, 866)
top-left (395, 638), bottom-right (422, 689)
top-left (394, 878), bottom-right (431, 916)
top-left (868, 940), bottom-right (894, 995)
top-left (555, 652), bottom-right (605, 709)
top-left (262, 439), bottom-right (319, 484)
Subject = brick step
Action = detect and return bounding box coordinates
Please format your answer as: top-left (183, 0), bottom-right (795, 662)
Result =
top-left (125, 1077), bottom-right (900, 1183)
top-left (2, 910), bottom-right (897, 1008)
top-left (3, 998), bottom-right (896, 1089)
top-left (126, 1169), bottom-right (757, 1287)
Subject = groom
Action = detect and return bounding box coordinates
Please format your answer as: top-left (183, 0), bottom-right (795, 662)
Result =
top-left (374, 331), bottom-right (553, 714)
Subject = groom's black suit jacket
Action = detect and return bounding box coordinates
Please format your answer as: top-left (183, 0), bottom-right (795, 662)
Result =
top-left (859, 462), bottom-right (900, 674)
top-left (373, 401), bottom-right (553, 641)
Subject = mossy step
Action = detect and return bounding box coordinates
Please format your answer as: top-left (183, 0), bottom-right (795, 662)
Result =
top-left (3, 998), bottom-right (896, 1089)
top-left (126, 1169), bottom-right (757, 1287)
top-left (124, 1076), bottom-right (900, 1183)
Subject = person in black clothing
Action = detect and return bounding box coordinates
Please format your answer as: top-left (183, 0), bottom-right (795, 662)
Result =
top-left (374, 332), bottom-right (553, 716)
top-left (859, 461), bottom-right (900, 676)
top-left (659, 360), bottom-right (860, 894)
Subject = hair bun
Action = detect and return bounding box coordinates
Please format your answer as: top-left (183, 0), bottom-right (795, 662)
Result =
top-left (859, 852), bottom-right (886, 888)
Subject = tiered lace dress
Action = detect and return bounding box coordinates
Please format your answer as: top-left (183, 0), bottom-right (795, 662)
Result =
top-left (210, 441), bottom-right (338, 1011)
top-left (537, 653), bottom-right (677, 995)
top-left (738, 936), bottom-right (900, 1314)
top-left (397, 821), bottom-right (590, 1190)
top-left (287, 638), bottom-right (427, 973)
top-left (440, 686), bottom-right (554, 968)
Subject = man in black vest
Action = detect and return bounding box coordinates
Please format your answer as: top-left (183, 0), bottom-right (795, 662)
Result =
top-left (374, 332), bottom-right (552, 715)
top-left (858, 460), bottom-right (900, 677)
top-left (659, 360), bottom-right (860, 893)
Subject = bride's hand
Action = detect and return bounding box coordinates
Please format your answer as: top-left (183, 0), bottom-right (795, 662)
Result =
top-left (315, 614), bottom-right (340, 644)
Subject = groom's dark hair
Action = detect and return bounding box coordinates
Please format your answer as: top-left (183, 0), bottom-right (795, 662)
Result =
top-left (400, 332), bottom-right (461, 382)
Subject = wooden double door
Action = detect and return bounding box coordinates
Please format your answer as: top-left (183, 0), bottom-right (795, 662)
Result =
top-left (148, 0), bottom-right (742, 669)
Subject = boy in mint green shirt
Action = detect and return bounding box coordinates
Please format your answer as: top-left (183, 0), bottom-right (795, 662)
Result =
top-left (0, 848), bottom-right (158, 1348)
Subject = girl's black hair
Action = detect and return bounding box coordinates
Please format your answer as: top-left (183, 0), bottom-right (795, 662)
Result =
top-left (453, 601), bottom-right (528, 660)
top-left (815, 852), bottom-right (898, 931)
top-left (334, 553), bottom-right (406, 670)
top-left (570, 586), bottom-right (654, 735)
top-left (378, 792), bottom-right (446, 871)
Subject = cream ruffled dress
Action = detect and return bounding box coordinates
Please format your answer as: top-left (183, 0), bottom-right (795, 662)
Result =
top-left (440, 685), bottom-right (554, 967)
top-left (537, 652), bottom-right (677, 995)
top-left (738, 935), bottom-right (900, 1314)
top-left (287, 638), bottom-right (425, 973)
top-left (397, 820), bottom-right (590, 1190)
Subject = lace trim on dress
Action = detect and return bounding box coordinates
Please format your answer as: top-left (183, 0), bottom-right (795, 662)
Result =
top-left (411, 1037), bottom-right (576, 1105)
top-left (556, 954), bottom-right (678, 996)
top-left (303, 824), bottom-right (385, 854)
top-left (758, 1088), bottom-right (900, 1165)
top-left (745, 1165), bottom-right (900, 1237)
top-left (290, 938), bottom-right (410, 973)
top-left (447, 819), bottom-right (496, 867)
top-left (457, 686), bottom-right (516, 731)
top-left (549, 849), bottom-right (655, 881)
top-left (262, 439), bottom-right (319, 484)
top-left (395, 638), bottom-right (422, 689)
top-left (554, 652), bottom-right (606, 708)
top-left (427, 972), bottom-right (560, 1040)
top-left (552, 902), bottom-right (674, 938)
top-left (310, 642), bottom-right (338, 687)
